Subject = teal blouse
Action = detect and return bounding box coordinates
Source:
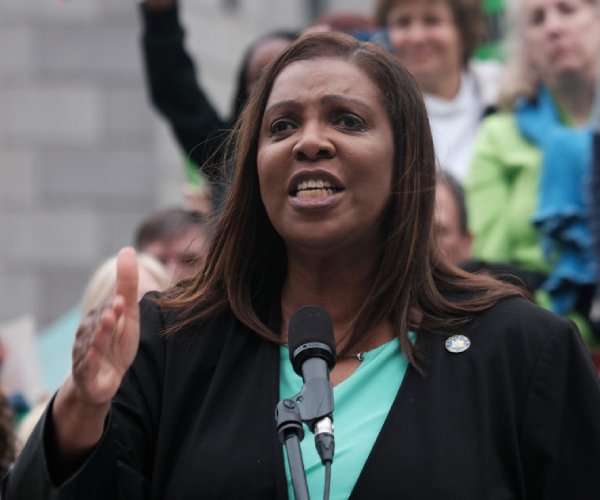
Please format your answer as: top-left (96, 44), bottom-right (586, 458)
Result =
top-left (279, 338), bottom-right (407, 499)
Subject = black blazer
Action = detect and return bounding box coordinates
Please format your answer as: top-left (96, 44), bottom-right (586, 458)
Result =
top-left (5, 296), bottom-right (600, 499)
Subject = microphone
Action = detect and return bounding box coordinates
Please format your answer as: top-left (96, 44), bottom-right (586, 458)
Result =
top-left (287, 306), bottom-right (336, 465)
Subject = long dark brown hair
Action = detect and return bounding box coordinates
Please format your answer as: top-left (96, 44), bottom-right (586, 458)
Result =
top-left (159, 32), bottom-right (525, 369)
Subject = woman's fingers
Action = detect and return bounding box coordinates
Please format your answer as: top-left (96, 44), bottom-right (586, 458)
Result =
top-left (72, 305), bottom-right (118, 395)
top-left (73, 303), bottom-right (113, 368)
top-left (113, 247), bottom-right (141, 369)
top-left (116, 247), bottom-right (139, 319)
top-left (89, 307), bottom-right (116, 361)
top-left (68, 247), bottom-right (141, 405)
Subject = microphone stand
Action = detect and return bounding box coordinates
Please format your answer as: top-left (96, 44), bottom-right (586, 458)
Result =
top-left (278, 307), bottom-right (336, 500)
top-left (276, 398), bottom-right (310, 500)
top-left (276, 369), bottom-right (335, 500)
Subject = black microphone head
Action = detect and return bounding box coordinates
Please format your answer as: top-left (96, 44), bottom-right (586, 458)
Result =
top-left (288, 305), bottom-right (336, 375)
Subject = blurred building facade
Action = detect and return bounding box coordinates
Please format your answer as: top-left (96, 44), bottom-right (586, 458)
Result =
top-left (0, 0), bottom-right (370, 328)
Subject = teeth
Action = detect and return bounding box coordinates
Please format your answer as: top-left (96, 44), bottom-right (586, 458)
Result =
top-left (296, 179), bottom-right (335, 192)
top-left (297, 188), bottom-right (335, 199)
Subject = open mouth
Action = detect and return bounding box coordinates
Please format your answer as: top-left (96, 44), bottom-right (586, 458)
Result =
top-left (292, 179), bottom-right (342, 198)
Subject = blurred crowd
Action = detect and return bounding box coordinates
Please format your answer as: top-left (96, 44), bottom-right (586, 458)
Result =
top-left (1, 0), bottom-right (600, 483)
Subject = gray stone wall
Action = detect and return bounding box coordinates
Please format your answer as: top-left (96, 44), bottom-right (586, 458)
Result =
top-left (0, 0), bottom-right (372, 330)
top-left (0, 0), bottom-right (161, 328)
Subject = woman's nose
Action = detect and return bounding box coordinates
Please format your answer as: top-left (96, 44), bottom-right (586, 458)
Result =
top-left (543, 8), bottom-right (565, 34)
top-left (292, 122), bottom-right (335, 161)
top-left (406, 22), bottom-right (428, 43)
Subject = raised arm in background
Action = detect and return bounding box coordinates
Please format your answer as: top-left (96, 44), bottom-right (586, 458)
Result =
top-left (140, 0), bottom-right (228, 175)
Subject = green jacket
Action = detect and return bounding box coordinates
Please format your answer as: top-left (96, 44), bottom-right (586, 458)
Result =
top-left (465, 111), bottom-right (548, 273)
top-left (465, 111), bottom-right (596, 346)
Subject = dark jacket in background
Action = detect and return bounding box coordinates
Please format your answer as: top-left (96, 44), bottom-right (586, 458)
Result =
top-left (141, 3), bottom-right (230, 205)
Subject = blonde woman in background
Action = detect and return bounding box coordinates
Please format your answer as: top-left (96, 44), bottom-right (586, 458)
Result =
top-left (79, 253), bottom-right (171, 318)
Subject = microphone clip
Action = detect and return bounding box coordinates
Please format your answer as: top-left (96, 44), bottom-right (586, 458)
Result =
top-left (276, 383), bottom-right (335, 466)
top-left (275, 398), bottom-right (305, 444)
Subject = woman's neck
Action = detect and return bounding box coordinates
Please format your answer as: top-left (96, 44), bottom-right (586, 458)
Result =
top-left (280, 253), bottom-right (383, 350)
top-left (420, 70), bottom-right (462, 100)
top-left (280, 252), bottom-right (397, 386)
top-left (550, 77), bottom-right (595, 126)
top-left (282, 262), bottom-right (367, 323)
top-left (281, 259), bottom-right (394, 352)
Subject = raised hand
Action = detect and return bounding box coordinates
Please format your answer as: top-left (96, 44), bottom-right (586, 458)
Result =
top-left (71, 246), bottom-right (140, 406)
top-left (52, 247), bottom-right (140, 459)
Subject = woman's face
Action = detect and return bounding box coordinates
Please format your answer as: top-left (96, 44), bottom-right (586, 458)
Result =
top-left (524, 0), bottom-right (600, 87)
top-left (434, 181), bottom-right (472, 264)
top-left (257, 58), bottom-right (394, 256)
top-left (387, 0), bottom-right (463, 88)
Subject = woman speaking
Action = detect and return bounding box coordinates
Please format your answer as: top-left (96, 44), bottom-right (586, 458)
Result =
top-left (5, 32), bottom-right (600, 499)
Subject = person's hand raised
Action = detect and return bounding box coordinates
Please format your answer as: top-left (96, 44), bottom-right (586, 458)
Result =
top-left (52, 247), bottom-right (141, 460)
top-left (71, 247), bottom-right (140, 406)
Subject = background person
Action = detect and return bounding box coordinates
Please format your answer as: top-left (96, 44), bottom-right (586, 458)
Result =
top-left (590, 49), bottom-right (600, 360)
top-left (140, 0), bottom-right (297, 211)
top-left (0, 393), bottom-right (16, 481)
top-left (375, 0), bottom-right (503, 179)
top-left (36, 206), bottom-right (209, 394)
top-left (436, 172), bottom-right (532, 291)
top-left (434, 171), bottom-right (473, 264)
top-left (5, 32), bottom-right (600, 499)
top-left (78, 253), bottom-right (171, 318)
top-left (134, 206), bottom-right (211, 283)
top-left (0, 345), bottom-right (17, 481)
top-left (465, 0), bottom-right (600, 346)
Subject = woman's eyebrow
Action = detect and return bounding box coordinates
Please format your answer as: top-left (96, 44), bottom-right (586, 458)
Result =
top-left (321, 94), bottom-right (371, 113)
top-left (264, 95), bottom-right (371, 117)
top-left (263, 100), bottom-right (302, 117)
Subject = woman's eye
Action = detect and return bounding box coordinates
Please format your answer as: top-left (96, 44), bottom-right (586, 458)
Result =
top-left (528, 8), bottom-right (545, 25)
top-left (179, 256), bottom-right (199, 267)
top-left (269, 119), bottom-right (296, 136)
top-left (424, 14), bottom-right (442, 26)
top-left (335, 113), bottom-right (365, 131)
top-left (389, 16), bottom-right (411, 28)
